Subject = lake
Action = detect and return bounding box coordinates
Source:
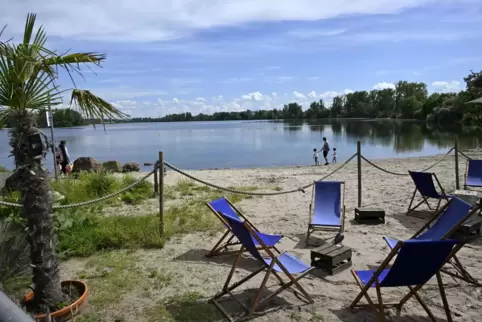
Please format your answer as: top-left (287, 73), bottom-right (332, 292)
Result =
top-left (0, 119), bottom-right (480, 171)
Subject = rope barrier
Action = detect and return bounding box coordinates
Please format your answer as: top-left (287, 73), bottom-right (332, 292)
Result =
top-left (361, 147), bottom-right (455, 176)
top-left (458, 150), bottom-right (473, 160)
top-left (0, 145), bottom-right (466, 209)
top-left (163, 153), bottom-right (358, 196)
top-left (0, 169), bottom-right (156, 209)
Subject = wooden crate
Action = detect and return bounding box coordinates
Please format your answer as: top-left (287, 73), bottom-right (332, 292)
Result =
top-left (355, 207), bottom-right (385, 224)
top-left (311, 244), bottom-right (352, 275)
top-left (456, 217), bottom-right (482, 236)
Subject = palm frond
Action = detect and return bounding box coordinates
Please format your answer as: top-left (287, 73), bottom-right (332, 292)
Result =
top-left (43, 52), bottom-right (105, 67)
top-left (70, 89), bottom-right (129, 121)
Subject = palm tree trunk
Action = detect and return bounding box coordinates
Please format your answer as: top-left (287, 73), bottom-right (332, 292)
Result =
top-left (9, 110), bottom-right (65, 313)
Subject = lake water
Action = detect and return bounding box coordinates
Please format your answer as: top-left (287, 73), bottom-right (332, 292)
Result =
top-left (0, 120), bottom-right (480, 171)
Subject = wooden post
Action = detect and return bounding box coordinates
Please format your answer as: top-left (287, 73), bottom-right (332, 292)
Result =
top-left (357, 141), bottom-right (362, 208)
top-left (158, 151), bottom-right (164, 237)
top-left (153, 164), bottom-right (159, 196)
top-left (454, 136), bottom-right (460, 190)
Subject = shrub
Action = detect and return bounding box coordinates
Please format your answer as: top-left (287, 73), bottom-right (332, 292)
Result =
top-left (51, 172), bottom-right (153, 206)
top-left (0, 220), bottom-right (30, 290)
top-left (0, 191), bottom-right (23, 223)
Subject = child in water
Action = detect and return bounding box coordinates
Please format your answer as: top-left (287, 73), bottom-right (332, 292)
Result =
top-left (313, 148), bottom-right (320, 165)
top-left (332, 148), bottom-right (337, 163)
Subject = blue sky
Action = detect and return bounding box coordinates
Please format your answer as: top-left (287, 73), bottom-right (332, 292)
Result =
top-left (2, 0), bottom-right (481, 117)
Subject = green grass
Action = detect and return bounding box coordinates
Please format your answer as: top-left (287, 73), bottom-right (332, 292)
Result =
top-left (77, 252), bottom-right (142, 310)
top-left (51, 171), bottom-right (153, 207)
top-left (0, 165), bottom-right (8, 173)
top-left (145, 292), bottom-right (223, 322)
top-left (56, 179), bottom-right (258, 259)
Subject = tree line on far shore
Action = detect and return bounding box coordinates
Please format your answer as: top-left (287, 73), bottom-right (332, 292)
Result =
top-left (1, 70), bottom-right (480, 130)
top-left (126, 70), bottom-right (482, 127)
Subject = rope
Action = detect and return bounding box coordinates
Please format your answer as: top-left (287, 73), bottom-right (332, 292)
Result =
top-left (361, 147), bottom-right (454, 176)
top-left (0, 170), bottom-right (156, 209)
top-left (458, 150), bottom-right (473, 160)
top-left (163, 153), bottom-right (358, 196)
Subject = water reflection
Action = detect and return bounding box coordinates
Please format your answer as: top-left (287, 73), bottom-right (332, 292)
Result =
top-left (295, 119), bottom-right (480, 152)
top-left (0, 119), bottom-right (480, 171)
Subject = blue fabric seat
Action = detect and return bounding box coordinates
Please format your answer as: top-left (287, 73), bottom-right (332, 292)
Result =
top-left (306, 181), bottom-right (345, 245)
top-left (385, 197), bottom-right (480, 286)
top-left (212, 212), bottom-right (313, 320)
top-left (406, 171), bottom-right (449, 218)
top-left (386, 197), bottom-right (472, 249)
top-left (206, 197), bottom-right (282, 257)
top-left (350, 239), bottom-right (461, 321)
top-left (465, 159), bottom-right (482, 189)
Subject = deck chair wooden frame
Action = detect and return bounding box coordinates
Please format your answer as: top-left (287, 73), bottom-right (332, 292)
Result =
top-left (350, 240), bottom-right (464, 322)
top-left (391, 199), bottom-right (481, 287)
top-left (211, 218), bottom-right (314, 322)
top-left (406, 171), bottom-right (449, 219)
top-left (464, 159), bottom-right (482, 190)
top-left (306, 181), bottom-right (346, 245)
top-left (206, 197), bottom-right (281, 257)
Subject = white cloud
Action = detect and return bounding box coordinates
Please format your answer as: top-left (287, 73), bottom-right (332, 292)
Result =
top-left (308, 91), bottom-right (317, 98)
top-left (263, 66), bottom-right (281, 71)
top-left (319, 89), bottom-right (354, 105)
top-left (195, 97), bottom-right (205, 101)
top-left (221, 77), bottom-right (253, 84)
top-left (287, 29), bottom-right (347, 39)
top-left (212, 95), bottom-right (224, 101)
top-left (2, 0), bottom-right (458, 42)
top-left (172, 98), bottom-right (180, 103)
top-left (373, 82), bottom-right (396, 90)
top-left (308, 76), bottom-right (320, 80)
top-left (241, 91), bottom-right (265, 101)
top-left (276, 76), bottom-right (294, 83)
top-left (431, 80), bottom-right (461, 92)
top-left (94, 87), bottom-right (168, 100)
top-left (271, 92), bottom-right (278, 98)
top-left (293, 91), bottom-right (306, 100)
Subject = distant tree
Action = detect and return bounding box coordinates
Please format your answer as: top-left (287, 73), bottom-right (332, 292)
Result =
top-left (117, 70), bottom-right (481, 127)
top-left (36, 108), bottom-right (85, 128)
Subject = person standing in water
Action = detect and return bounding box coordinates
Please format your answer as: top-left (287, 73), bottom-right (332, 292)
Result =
top-left (58, 140), bottom-right (71, 175)
top-left (321, 137), bottom-right (330, 165)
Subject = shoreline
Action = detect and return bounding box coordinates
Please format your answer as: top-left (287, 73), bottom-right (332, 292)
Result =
top-left (152, 149), bottom-right (482, 173)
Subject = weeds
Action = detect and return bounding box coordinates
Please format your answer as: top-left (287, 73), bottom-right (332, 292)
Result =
top-left (77, 252), bottom-right (141, 309)
top-left (146, 292), bottom-right (223, 322)
top-left (56, 180), bottom-right (258, 259)
top-left (51, 172), bottom-right (153, 207)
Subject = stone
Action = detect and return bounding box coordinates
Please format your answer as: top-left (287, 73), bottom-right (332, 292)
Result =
top-left (122, 162), bottom-right (140, 173)
top-left (72, 157), bottom-right (102, 173)
top-left (102, 160), bottom-right (122, 173)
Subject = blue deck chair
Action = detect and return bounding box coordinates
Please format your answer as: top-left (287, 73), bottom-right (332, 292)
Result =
top-left (206, 197), bottom-right (282, 257)
top-left (464, 159), bottom-right (482, 189)
top-left (306, 181), bottom-right (345, 245)
top-left (406, 171), bottom-right (449, 218)
top-left (350, 239), bottom-right (462, 322)
top-left (385, 197), bottom-right (480, 286)
top-left (212, 211), bottom-right (313, 321)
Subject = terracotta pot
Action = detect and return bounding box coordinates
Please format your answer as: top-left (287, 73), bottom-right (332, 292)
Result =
top-left (23, 280), bottom-right (88, 322)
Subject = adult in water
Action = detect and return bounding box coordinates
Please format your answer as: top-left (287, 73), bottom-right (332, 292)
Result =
top-left (321, 137), bottom-right (330, 165)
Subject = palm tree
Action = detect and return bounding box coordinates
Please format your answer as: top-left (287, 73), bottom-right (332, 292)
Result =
top-left (0, 14), bottom-right (127, 314)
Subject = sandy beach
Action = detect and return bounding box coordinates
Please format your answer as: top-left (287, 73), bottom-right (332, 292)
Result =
top-left (62, 151), bottom-right (482, 321)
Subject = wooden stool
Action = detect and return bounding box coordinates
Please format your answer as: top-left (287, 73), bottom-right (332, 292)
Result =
top-left (355, 207), bottom-right (385, 224)
top-left (310, 244), bottom-right (352, 275)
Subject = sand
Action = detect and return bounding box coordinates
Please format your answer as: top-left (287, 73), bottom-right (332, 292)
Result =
top-left (63, 151), bottom-right (482, 321)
